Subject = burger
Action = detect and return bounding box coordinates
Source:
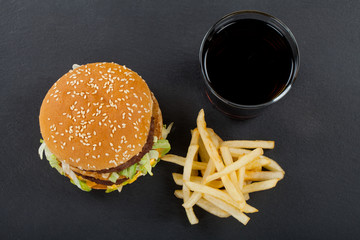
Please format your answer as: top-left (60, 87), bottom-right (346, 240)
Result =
top-left (38, 62), bottom-right (172, 192)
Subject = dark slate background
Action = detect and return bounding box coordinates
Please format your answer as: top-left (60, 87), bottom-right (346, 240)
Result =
top-left (1, 1), bottom-right (359, 239)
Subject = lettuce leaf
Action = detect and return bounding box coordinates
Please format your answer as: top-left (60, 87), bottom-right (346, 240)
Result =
top-left (119, 163), bottom-right (137, 179)
top-left (39, 141), bottom-right (91, 191)
top-left (109, 172), bottom-right (120, 183)
top-left (105, 186), bottom-right (117, 193)
top-left (152, 139), bottom-right (170, 149)
top-left (39, 141), bottom-right (63, 175)
top-left (48, 154), bottom-right (64, 175)
top-left (139, 153), bottom-right (152, 176)
top-left (152, 139), bottom-right (171, 157)
top-left (149, 149), bottom-right (159, 160)
top-left (71, 179), bottom-right (91, 192)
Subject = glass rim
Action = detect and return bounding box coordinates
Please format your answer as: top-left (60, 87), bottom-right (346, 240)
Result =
top-left (199, 10), bottom-right (300, 109)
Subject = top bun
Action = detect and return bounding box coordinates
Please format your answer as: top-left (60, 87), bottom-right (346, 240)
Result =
top-left (39, 63), bottom-right (153, 171)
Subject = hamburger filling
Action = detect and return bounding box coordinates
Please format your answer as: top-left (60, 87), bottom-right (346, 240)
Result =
top-left (38, 123), bottom-right (172, 192)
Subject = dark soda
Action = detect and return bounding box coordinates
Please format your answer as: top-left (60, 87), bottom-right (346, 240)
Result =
top-left (204, 19), bottom-right (294, 105)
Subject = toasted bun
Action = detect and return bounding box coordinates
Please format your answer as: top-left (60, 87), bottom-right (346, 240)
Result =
top-left (39, 63), bottom-right (153, 171)
top-left (70, 97), bottom-right (163, 181)
top-left (151, 92), bottom-right (163, 140)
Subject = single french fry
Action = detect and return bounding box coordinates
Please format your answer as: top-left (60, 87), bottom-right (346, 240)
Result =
top-left (196, 127), bottom-right (221, 163)
top-left (185, 208), bottom-right (198, 225)
top-left (197, 109), bottom-right (245, 205)
top-left (183, 147), bottom-right (199, 184)
top-left (197, 127), bottom-right (221, 179)
top-left (161, 155), bottom-right (207, 170)
top-left (182, 138), bottom-right (199, 225)
top-left (244, 193), bottom-right (250, 201)
top-left (245, 171), bottom-right (284, 181)
top-left (185, 181), bottom-right (242, 210)
top-left (198, 135), bottom-right (210, 176)
top-left (206, 148), bottom-right (263, 183)
top-left (172, 173), bottom-right (223, 189)
top-left (222, 140), bottom-right (275, 149)
top-left (242, 179), bottom-right (279, 194)
top-left (203, 194), bottom-right (250, 225)
top-left (198, 136), bottom-right (210, 163)
top-left (237, 167), bottom-right (245, 190)
top-left (245, 157), bottom-right (271, 170)
top-left (190, 129), bottom-right (199, 163)
top-left (174, 190), bottom-right (230, 218)
top-left (190, 129), bottom-right (200, 146)
top-left (243, 204), bottom-right (258, 213)
top-left (229, 148), bottom-right (251, 158)
top-left (207, 128), bottom-right (223, 148)
top-left (262, 157), bottom-right (285, 173)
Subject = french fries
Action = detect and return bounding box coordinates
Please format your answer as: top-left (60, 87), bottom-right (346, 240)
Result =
top-left (161, 155), bottom-right (207, 170)
top-left (205, 148), bottom-right (263, 183)
top-left (174, 190), bottom-right (230, 218)
top-left (172, 173), bottom-right (224, 189)
top-left (220, 147), bottom-right (238, 187)
top-left (245, 171), bottom-right (284, 181)
top-left (262, 157), bottom-right (285, 173)
top-left (238, 167), bottom-right (245, 190)
top-left (198, 134), bottom-right (210, 163)
top-left (229, 147), bottom-right (251, 157)
top-left (161, 109), bottom-right (285, 225)
top-left (182, 159), bottom-right (216, 209)
top-left (182, 131), bottom-right (199, 225)
top-left (184, 181), bottom-right (242, 209)
top-left (197, 110), bottom-right (245, 206)
top-left (203, 194), bottom-right (250, 225)
top-left (245, 157), bottom-right (271, 170)
top-left (222, 140), bottom-right (275, 149)
top-left (242, 179), bottom-right (279, 194)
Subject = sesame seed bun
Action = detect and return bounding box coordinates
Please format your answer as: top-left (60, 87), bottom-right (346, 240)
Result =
top-left (69, 95), bottom-right (163, 184)
top-left (39, 62), bottom-right (156, 171)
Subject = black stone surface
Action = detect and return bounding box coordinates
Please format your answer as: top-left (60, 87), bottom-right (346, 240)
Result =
top-left (1, 1), bottom-right (359, 239)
